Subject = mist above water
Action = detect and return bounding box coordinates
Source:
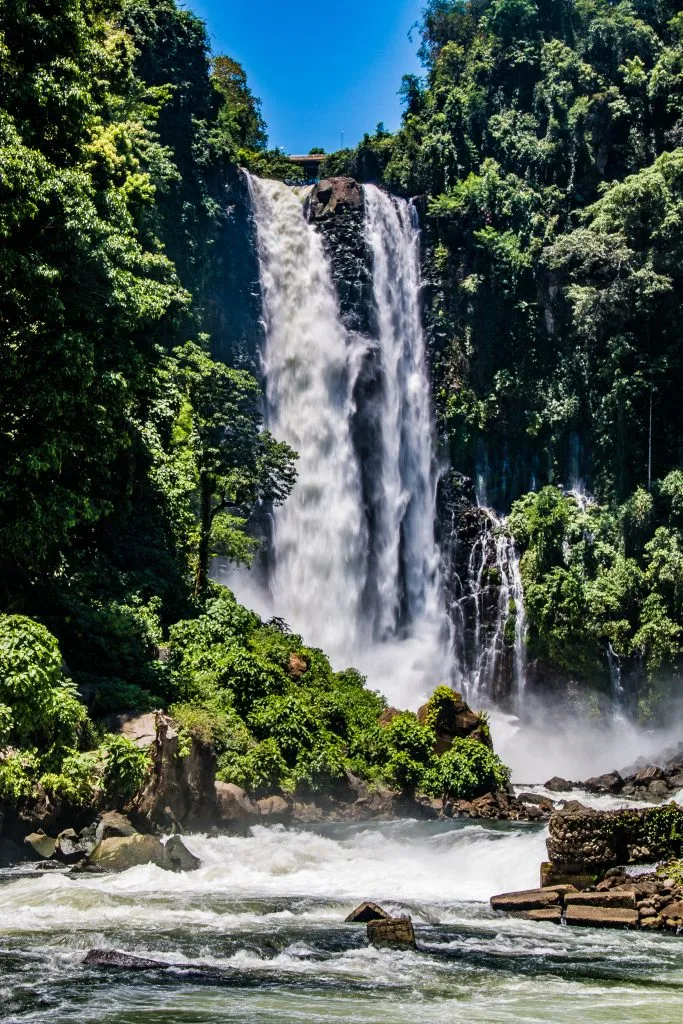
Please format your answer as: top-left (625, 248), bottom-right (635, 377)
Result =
top-left (492, 696), bottom-right (683, 784)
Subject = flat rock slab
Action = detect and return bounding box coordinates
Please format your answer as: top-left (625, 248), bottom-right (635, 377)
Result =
top-left (491, 888), bottom-right (561, 912)
top-left (367, 917), bottom-right (416, 951)
top-left (346, 901), bottom-right (391, 923)
top-left (565, 905), bottom-right (639, 928)
top-left (511, 907), bottom-right (563, 923)
top-left (565, 890), bottom-right (636, 910)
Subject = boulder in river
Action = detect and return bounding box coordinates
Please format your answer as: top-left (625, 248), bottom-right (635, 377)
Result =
top-left (345, 901), bottom-right (392, 923)
top-left (24, 832), bottom-right (57, 860)
top-left (491, 887), bottom-right (564, 913)
top-left (56, 828), bottom-right (86, 863)
top-left (215, 782), bottom-right (257, 824)
top-left (165, 835), bottom-right (201, 872)
top-left (545, 777), bottom-right (574, 793)
top-left (367, 916), bottom-right (416, 951)
top-left (584, 771), bottom-right (623, 794)
top-left (257, 795), bottom-right (291, 821)
top-left (86, 834), bottom-right (199, 873)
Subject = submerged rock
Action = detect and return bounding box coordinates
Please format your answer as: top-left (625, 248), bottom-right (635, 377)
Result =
top-left (367, 916), bottom-right (416, 951)
top-left (84, 949), bottom-right (174, 970)
top-left (345, 901), bottom-right (391, 924)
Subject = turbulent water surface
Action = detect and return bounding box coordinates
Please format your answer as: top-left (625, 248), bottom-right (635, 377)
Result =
top-left (1, 819), bottom-right (682, 1024)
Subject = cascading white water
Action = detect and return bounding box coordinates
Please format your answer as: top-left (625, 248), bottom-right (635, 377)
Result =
top-left (362, 185), bottom-right (444, 639)
top-left (245, 175), bottom-right (449, 706)
top-left (452, 509), bottom-right (527, 709)
top-left (247, 175), bottom-right (368, 655)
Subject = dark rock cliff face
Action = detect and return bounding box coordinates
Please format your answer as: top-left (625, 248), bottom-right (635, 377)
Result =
top-left (305, 177), bottom-right (374, 336)
top-left (204, 166), bottom-right (263, 375)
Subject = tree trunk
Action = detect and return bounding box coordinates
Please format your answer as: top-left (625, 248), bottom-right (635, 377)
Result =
top-left (194, 474), bottom-right (212, 603)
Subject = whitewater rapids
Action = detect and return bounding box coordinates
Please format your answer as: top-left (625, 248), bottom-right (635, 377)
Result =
top-left (1, 818), bottom-right (682, 1023)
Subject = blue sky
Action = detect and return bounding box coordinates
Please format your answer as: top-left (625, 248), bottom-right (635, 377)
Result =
top-left (186, 0), bottom-right (424, 154)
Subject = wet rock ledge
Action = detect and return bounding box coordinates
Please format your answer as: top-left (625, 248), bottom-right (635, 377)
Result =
top-left (491, 801), bottom-right (683, 933)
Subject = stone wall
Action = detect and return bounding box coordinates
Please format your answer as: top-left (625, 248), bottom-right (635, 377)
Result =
top-left (546, 802), bottom-right (683, 874)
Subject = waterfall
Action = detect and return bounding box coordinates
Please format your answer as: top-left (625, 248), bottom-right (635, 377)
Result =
top-left (362, 185), bottom-right (443, 639)
top-left (244, 175), bottom-right (449, 707)
top-left (449, 508), bottom-right (528, 710)
top-left (247, 175), bottom-right (368, 655)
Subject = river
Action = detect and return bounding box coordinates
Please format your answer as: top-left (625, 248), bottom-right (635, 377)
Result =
top-left (2, 811), bottom-right (682, 1023)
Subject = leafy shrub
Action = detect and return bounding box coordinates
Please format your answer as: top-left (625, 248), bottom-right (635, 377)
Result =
top-left (382, 712), bottom-right (435, 793)
top-left (0, 704), bottom-right (13, 746)
top-left (0, 750), bottom-right (38, 802)
top-left (101, 735), bottom-right (149, 801)
top-left (217, 737), bottom-right (288, 797)
top-left (0, 616), bottom-right (87, 748)
top-left (40, 750), bottom-right (100, 805)
top-left (293, 738), bottom-right (348, 793)
top-left (424, 739), bottom-right (510, 800)
top-left (171, 701), bottom-right (251, 752)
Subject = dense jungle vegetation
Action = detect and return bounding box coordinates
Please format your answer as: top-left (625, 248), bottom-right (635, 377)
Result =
top-left (324, 0), bottom-right (682, 703)
top-left (0, 0), bottom-right (503, 805)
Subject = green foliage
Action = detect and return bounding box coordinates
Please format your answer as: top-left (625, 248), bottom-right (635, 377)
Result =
top-left (0, 751), bottom-right (39, 802)
top-left (510, 482), bottom-right (682, 683)
top-left (40, 751), bottom-right (101, 806)
top-left (162, 340), bottom-right (297, 600)
top-left (0, 616), bottom-right (87, 749)
top-left (333, 0), bottom-right (683, 521)
top-left (424, 738), bottom-right (511, 800)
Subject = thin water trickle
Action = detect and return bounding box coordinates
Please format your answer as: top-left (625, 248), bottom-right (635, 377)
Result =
top-left (451, 508), bottom-right (528, 709)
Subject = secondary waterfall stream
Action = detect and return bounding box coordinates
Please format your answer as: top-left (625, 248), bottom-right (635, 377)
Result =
top-left (244, 175), bottom-right (449, 709)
